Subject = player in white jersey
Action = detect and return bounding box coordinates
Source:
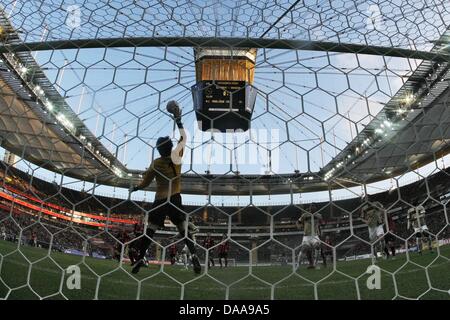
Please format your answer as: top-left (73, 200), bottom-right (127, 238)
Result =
top-left (181, 244), bottom-right (190, 269)
top-left (360, 198), bottom-right (390, 260)
top-left (407, 206), bottom-right (433, 254)
top-left (1, 226), bottom-right (6, 240)
top-left (296, 204), bottom-right (322, 269)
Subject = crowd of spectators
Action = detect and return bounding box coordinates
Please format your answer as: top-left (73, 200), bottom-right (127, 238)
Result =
top-left (1, 161), bottom-right (449, 264)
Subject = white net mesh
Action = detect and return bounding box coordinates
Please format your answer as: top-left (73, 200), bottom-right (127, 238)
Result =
top-left (0, 0), bottom-right (449, 300)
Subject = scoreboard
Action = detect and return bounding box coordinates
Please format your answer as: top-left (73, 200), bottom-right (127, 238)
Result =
top-left (192, 80), bottom-right (256, 132)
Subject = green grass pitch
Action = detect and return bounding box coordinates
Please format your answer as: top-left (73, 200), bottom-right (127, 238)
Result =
top-left (0, 239), bottom-right (449, 300)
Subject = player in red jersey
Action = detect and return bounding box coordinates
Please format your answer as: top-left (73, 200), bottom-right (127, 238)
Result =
top-left (129, 222), bottom-right (144, 266)
top-left (203, 233), bottom-right (215, 268)
top-left (218, 234), bottom-right (230, 268)
top-left (386, 214), bottom-right (397, 258)
top-left (321, 235), bottom-right (333, 267)
top-left (114, 230), bottom-right (130, 262)
top-left (169, 243), bottom-right (177, 265)
top-left (31, 230), bottom-right (37, 247)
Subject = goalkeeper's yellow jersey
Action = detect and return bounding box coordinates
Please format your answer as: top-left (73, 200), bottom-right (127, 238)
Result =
top-left (140, 157), bottom-right (182, 200)
top-left (138, 127), bottom-right (186, 200)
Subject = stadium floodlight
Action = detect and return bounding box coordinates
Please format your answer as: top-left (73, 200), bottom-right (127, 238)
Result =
top-left (112, 166), bottom-right (124, 177)
top-left (403, 93), bottom-right (415, 106)
top-left (396, 108), bottom-right (407, 115)
top-left (45, 101), bottom-right (53, 111)
top-left (56, 113), bottom-right (74, 130)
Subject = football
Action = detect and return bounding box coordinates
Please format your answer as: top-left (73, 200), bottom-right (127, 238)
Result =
top-left (166, 100), bottom-right (181, 116)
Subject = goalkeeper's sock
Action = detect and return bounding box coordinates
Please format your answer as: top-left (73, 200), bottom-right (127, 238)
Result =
top-left (184, 233), bottom-right (197, 256)
top-left (131, 259), bottom-right (145, 274)
top-left (191, 254), bottom-right (201, 274)
top-left (137, 228), bottom-right (155, 261)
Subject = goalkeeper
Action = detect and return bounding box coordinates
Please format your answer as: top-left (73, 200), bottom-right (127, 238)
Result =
top-left (129, 101), bottom-right (201, 275)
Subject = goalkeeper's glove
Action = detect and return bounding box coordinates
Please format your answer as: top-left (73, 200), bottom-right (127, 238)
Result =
top-left (167, 100), bottom-right (182, 120)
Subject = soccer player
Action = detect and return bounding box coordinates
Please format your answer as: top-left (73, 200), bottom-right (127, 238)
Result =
top-left (322, 235), bottom-right (333, 267)
top-left (0, 225), bottom-right (6, 240)
top-left (169, 243), bottom-right (177, 265)
top-left (316, 218), bottom-right (328, 267)
top-left (385, 214), bottom-right (397, 258)
top-left (129, 101), bottom-right (201, 274)
top-left (203, 233), bottom-right (215, 268)
top-left (181, 244), bottom-right (190, 270)
top-left (31, 230), bottom-right (37, 247)
top-left (407, 205), bottom-right (433, 254)
top-left (360, 196), bottom-right (389, 260)
top-left (114, 230), bottom-right (131, 262)
top-left (128, 222), bottom-right (143, 266)
top-left (218, 234), bottom-right (229, 268)
top-left (296, 204), bottom-right (322, 269)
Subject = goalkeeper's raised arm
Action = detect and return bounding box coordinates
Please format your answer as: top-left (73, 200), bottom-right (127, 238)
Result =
top-left (168, 100), bottom-right (186, 166)
top-left (129, 100), bottom-right (185, 193)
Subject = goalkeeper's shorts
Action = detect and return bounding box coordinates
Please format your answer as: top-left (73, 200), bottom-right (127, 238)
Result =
top-left (148, 193), bottom-right (185, 227)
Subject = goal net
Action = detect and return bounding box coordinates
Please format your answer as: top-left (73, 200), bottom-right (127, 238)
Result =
top-left (0, 0), bottom-right (449, 301)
